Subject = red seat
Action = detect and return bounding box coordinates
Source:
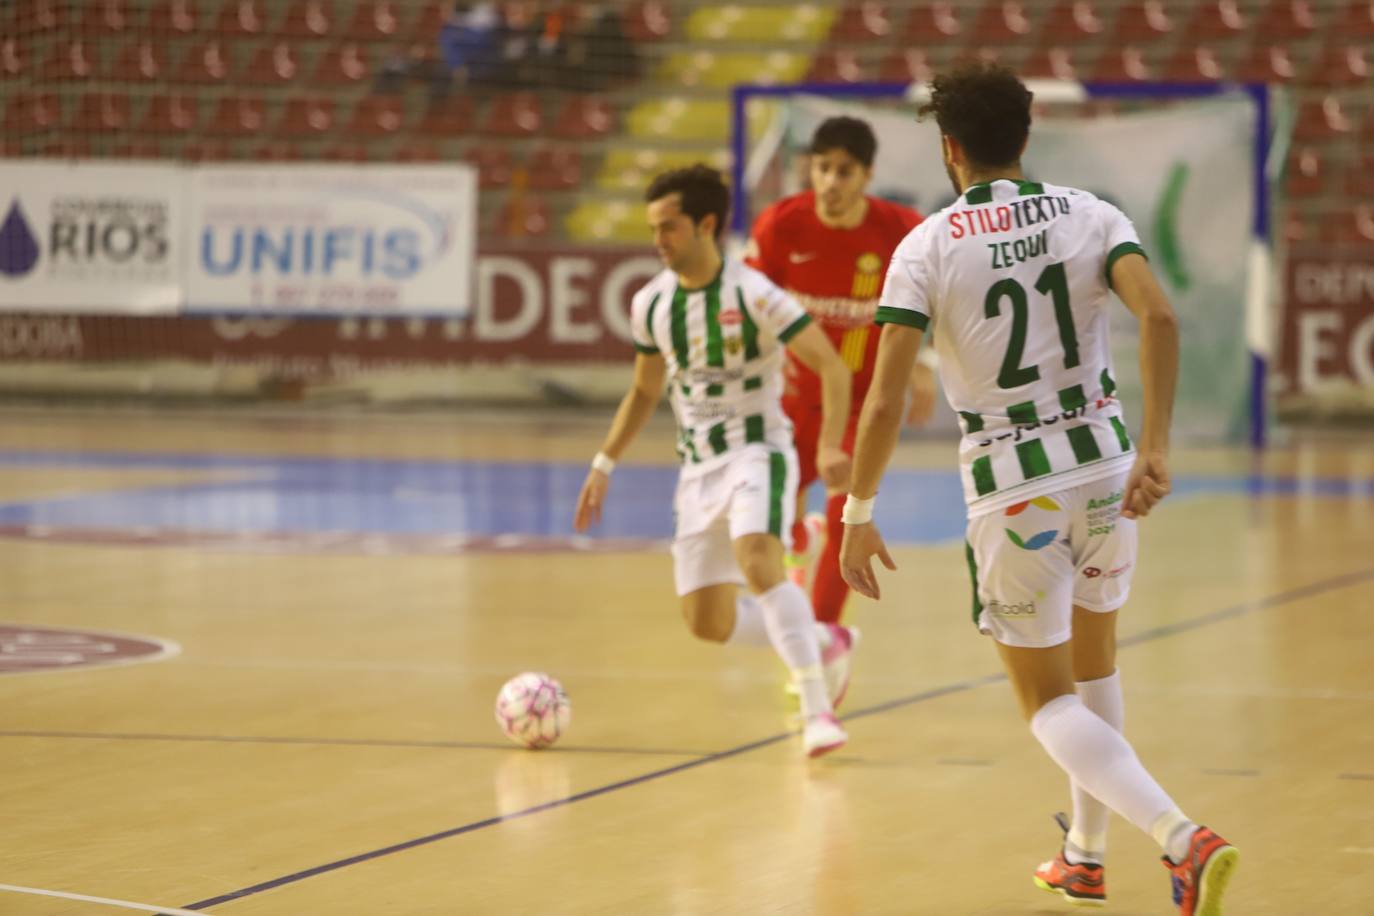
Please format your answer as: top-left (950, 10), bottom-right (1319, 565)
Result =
top-left (1336, 1), bottom-right (1374, 37)
top-left (1344, 155), bottom-right (1374, 199)
top-left (1094, 46), bottom-right (1155, 82)
top-left (409, 2), bottom-right (446, 40)
top-left (880, 48), bottom-right (937, 83)
top-left (346, 95), bottom-right (407, 137)
top-left (971, 1), bottom-right (1036, 44)
top-left (807, 49), bottom-right (867, 84)
top-left (24, 0), bottom-right (67, 33)
top-left (182, 139), bottom-right (231, 161)
top-left (526, 147), bottom-right (581, 191)
top-left (343, 1), bottom-right (407, 41)
top-left (623, 1), bottom-right (671, 42)
top-left (466, 145), bottom-right (514, 188)
top-left (484, 92), bottom-right (542, 137)
top-left (249, 140), bottom-right (304, 161)
top-left (1325, 205), bottom-right (1374, 245)
top-left (80, 0), bottom-right (131, 35)
top-left (905, 2), bottom-right (964, 43)
top-left (1, 37), bottom-right (25, 82)
top-left (73, 91), bottom-right (132, 131)
top-left (3, 93), bottom-right (62, 133)
top-left (323, 143), bottom-right (370, 162)
top-left (832, 2), bottom-right (893, 41)
top-left (1166, 46), bottom-right (1227, 81)
top-left (1023, 46), bottom-right (1082, 80)
top-left (1112, 2), bottom-right (1174, 43)
top-left (1039, 1), bottom-right (1105, 44)
top-left (395, 140), bottom-right (441, 161)
top-left (1311, 45), bottom-right (1370, 84)
top-left (1254, 0), bottom-right (1319, 38)
top-left (1285, 147), bottom-right (1326, 197)
top-left (139, 94), bottom-right (199, 133)
top-left (550, 95), bottom-right (613, 139)
top-left (216, 0), bottom-right (268, 37)
top-left (207, 95), bottom-right (269, 135)
top-left (1185, 1), bottom-right (1248, 40)
top-left (110, 40), bottom-right (166, 81)
top-left (278, 97), bottom-right (335, 136)
top-left (416, 97), bottom-right (475, 136)
top-left (148, 0), bottom-right (200, 34)
top-left (279, 0), bottom-right (334, 38)
top-left (43, 138), bottom-right (94, 159)
top-left (497, 196), bottom-right (551, 239)
top-left (313, 43), bottom-right (371, 85)
top-left (243, 41), bottom-right (300, 84)
top-left (177, 40), bottom-right (233, 83)
top-left (1292, 95), bottom-right (1353, 141)
top-left (108, 139), bottom-right (163, 158)
top-left (38, 40), bottom-right (96, 81)
top-left (1236, 44), bottom-right (1298, 82)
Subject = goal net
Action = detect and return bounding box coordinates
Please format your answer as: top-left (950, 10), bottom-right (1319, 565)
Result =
top-left (731, 81), bottom-right (1280, 446)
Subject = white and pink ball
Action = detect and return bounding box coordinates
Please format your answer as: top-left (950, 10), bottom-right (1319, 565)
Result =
top-left (494, 672), bottom-right (570, 749)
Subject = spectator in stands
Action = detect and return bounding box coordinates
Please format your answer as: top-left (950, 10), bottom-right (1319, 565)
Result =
top-left (561, 2), bottom-right (638, 90)
top-left (439, 2), bottom-right (504, 85)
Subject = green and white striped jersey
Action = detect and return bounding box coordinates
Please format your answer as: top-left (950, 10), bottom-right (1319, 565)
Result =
top-left (630, 258), bottom-right (812, 476)
top-left (876, 179), bottom-right (1145, 516)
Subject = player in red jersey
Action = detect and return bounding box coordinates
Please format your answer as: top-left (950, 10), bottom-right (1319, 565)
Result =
top-left (745, 116), bottom-right (937, 624)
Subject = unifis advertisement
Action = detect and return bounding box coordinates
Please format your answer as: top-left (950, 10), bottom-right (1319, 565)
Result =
top-left (0, 162), bottom-right (183, 314)
top-left (186, 164), bottom-right (477, 315)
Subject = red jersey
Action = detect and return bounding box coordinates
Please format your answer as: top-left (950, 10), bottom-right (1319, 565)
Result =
top-left (745, 191), bottom-right (923, 409)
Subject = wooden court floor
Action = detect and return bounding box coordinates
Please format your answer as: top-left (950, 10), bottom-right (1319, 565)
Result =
top-left (0, 406), bottom-right (1371, 915)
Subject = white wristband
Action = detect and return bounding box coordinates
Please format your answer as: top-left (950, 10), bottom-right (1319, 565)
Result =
top-left (591, 452), bottom-right (616, 475)
top-left (841, 494), bottom-right (875, 525)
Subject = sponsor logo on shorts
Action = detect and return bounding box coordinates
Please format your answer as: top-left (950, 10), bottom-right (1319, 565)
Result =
top-left (1106, 563), bottom-right (1131, 579)
top-left (987, 599), bottom-right (1038, 617)
top-left (1004, 496), bottom-right (1061, 551)
top-left (1087, 490), bottom-right (1123, 537)
top-left (1083, 566), bottom-right (1102, 578)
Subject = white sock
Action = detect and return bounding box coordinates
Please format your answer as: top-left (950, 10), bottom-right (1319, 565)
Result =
top-left (725, 594), bottom-right (772, 647)
top-left (1029, 695), bottom-right (1181, 845)
top-left (814, 622), bottom-right (834, 651)
top-left (1152, 807), bottom-right (1199, 864)
top-left (757, 581), bottom-right (830, 718)
top-left (1066, 670), bottom-right (1125, 863)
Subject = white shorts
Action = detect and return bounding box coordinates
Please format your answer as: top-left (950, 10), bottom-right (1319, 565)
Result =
top-left (670, 444), bottom-right (798, 596)
top-left (965, 470), bottom-right (1137, 648)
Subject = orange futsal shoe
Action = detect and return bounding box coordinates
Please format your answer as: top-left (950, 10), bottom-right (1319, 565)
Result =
top-left (1162, 826), bottom-right (1238, 916)
top-left (1033, 813), bottom-right (1106, 907)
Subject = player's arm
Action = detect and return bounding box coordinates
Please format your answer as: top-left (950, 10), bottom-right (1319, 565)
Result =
top-left (574, 352), bottom-right (666, 532)
top-left (1110, 252), bottom-right (1179, 520)
top-left (786, 323), bottom-right (852, 491)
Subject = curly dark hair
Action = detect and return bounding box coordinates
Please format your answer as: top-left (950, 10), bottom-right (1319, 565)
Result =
top-left (920, 63), bottom-right (1034, 169)
top-left (810, 116), bottom-right (877, 168)
top-left (644, 164), bottom-right (731, 240)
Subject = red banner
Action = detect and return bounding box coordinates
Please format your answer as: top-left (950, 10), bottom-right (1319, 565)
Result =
top-left (0, 247), bottom-right (663, 372)
top-left (1277, 253), bottom-right (1374, 394)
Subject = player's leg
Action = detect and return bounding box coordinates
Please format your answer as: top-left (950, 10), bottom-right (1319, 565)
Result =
top-left (809, 414), bottom-right (861, 623)
top-left (784, 401), bottom-right (823, 588)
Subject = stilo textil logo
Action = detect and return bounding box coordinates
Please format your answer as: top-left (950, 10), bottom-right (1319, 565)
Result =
top-left (0, 200), bottom-right (41, 278)
top-left (1004, 496), bottom-right (1062, 551)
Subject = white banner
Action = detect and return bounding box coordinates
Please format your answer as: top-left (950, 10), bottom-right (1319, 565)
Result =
top-left (0, 162), bottom-right (183, 314)
top-left (186, 164), bottom-right (477, 315)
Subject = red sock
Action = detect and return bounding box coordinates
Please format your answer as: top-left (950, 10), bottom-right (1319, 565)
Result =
top-left (811, 492), bottom-right (850, 623)
top-left (790, 511), bottom-right (809, 555)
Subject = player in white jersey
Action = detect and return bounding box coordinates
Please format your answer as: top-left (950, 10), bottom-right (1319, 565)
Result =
top-left (838, 66), bottom-right (1238, 914)
top-left (573, 165), bottom-right (860, 758)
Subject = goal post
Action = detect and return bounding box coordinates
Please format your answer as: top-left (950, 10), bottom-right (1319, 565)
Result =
top-left (730, 80), bottom-right (1279, 448)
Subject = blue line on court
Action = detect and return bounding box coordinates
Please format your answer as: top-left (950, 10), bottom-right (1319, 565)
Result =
top-left (177, 564), bottom-right (1374, 912)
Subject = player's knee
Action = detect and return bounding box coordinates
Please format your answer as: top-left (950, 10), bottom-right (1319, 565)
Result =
top-left (737, 553), bottom-right (783, 593)
top-left (680, 598), bottom-right (730, 643)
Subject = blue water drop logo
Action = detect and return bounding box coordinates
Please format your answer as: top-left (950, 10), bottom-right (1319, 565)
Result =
top-left (0, 199), bottom-right (41, 278)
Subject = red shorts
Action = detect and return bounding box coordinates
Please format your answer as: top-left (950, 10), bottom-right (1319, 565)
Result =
top-left (785, 397), bottom-right (860, 491)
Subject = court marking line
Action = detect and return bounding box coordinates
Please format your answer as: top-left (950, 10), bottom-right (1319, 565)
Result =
top-left (169, 564), bottom-right (1374, 911)
top-left (0, 883), bottom-right (206, 916)
top-left (0, 730), bottom-right (707, 758)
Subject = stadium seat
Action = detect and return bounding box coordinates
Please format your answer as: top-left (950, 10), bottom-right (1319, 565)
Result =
top-left (880, 48), bottom-right (937, 83)
top-left (313, 43), bottom-right (371, 85)
top-left (1285, 147), bottom-right (1327, 197)
top-left (1236, 44), bottom-right (1298, 82)
top-left (322, 143), bottom-right (370, 162)
top-left (551, 96), bottom-right (615, 140)
top-left (182, 139), bottom-right (231, 161)
top-left (832, 2), bottom-right (893, 41)
top-left (1344, 155), bottom-right (1374, 199)
top-left (1, 37), bottom-right (24, 82)
top-left (394, 139), bottom-right (441, 161)
top-left (278, 97), bottom-right (335, 136)
top-left (148, 0), bottom-right (200, 35)
top-left (38, 40), bottom-right (95, 81)
top-left (1311, 45), bottom-right (1370, 84)
top-left (1094, 46), bottom-right (1155, 81)
top-left (807, 49), bottom-right (868, 84)
top-left (1166, 46), bottom-right (1228, 81)
top-left (80, 0), bottom-right (130, 35)
top-left (177, 39), bottom-right (233, 83)
top-left (249, 140), bottom-right (304, 161)
top-left (415, 96), bottom-right (475, 136)
top-left (109, 39), bottom-right (165, 81)
top-left (346, 95), bottom-right (407, 137)
top-left (971, 1), bottom-right (1036, 44)
top-left (217, 0), bottom-right (268, 37)
top-left (526, 147), bottom-right (582, 191)
top-left (465, 145), bottom-right (514, 188)
top-left (1023, 46), bottom-right (1083, 80)
top-left (905, 2), bottom-right (965, 43)
top-left (1185, 1), bottom-right (1248, 40)
top-left (243, 41), bottom-right (300, 84)
top-left (1039, 1), bottom-right (1106, 44)
top-left (207, 95), bottom-right (268, 135)
top-left (108, 139), bottom-right (163, 158)
top-left (409, 2), bottom-right (447, 40)
top-left (42, 138), bottom-right (94, 158)
top-left (2, 92), bottom-right (62, 133)
top-left (497, 196), bottom-right (552, 239)
top-left (1292, 95), bottom-right (1353, 141)
top-left (1328, 205), bottom-right (1374, 245)
top-left (1336, 1), bottom-right (1374, 37)
top-left (623, 1), bottom-right (672, 42)
top-left (343, 1), bottom-right (407, 41)
top-left (279, 0), bottom-right (334, 38)
top-left (23, 0), bottom-right (67, 33)
top-left (73, 92), bottom-right (131, 132)
top-left (139, 94), bottom-right (199, 133)
top-left (484, 93), bottom-right (543, 137)
top-left (1112, 1), bottom-right (1174, 43)
top-left (1255, 0), bottom-right (1319, 38)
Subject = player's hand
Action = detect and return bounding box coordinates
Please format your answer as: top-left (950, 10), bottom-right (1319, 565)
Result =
top-left (905, 362), bottom-right (937, 427)
top-left (573, 470), bottom-right (610, 532)
top-left (1121, 450), bottom-right (1170, 519)
top-left (816, 444), bottom-right (851, 495)
top-left (839, 522), bottom-right (897, 600)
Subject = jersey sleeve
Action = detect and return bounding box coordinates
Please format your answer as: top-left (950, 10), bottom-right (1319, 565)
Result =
top-left (628, 284), bottom-right (662, 355)
top-left (743, 203), bottom-right (786, 283)
top-left (874, 231), bottom-right (933, 331)
top-left (1100, 200), bottom-right (1147, 288)
top-left (744, 269), bottom-right (811, 343)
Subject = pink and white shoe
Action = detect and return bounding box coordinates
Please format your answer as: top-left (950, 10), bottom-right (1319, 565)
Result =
top-left (820, 623), bottom-right (860, 709)
top-left (802, 712), bottom-right (847, 758)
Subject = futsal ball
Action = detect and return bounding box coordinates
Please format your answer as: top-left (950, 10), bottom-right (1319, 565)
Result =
top-left (494, 672), bottom-right (570, 749)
